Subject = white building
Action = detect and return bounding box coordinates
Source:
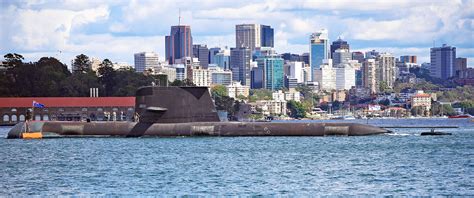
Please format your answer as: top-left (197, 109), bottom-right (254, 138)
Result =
top-left (134, 52), bottom-right (159, 73)
top-left (226, 81), bottom-right (250, 99)
top-left (288, 61), bottom-right (304, 83)
top-left (314, 60), bottom-right (355, 91)
top-left (192, 68), bottom-right (211, 87)
top-left (112, 62), bottom-right (133, 70)
top-left (155, 65), bottom-right (177, 82)
top-left (272, 90), bottom-right (301, 102)
top-left (209, 66), bottom-right (232, 86)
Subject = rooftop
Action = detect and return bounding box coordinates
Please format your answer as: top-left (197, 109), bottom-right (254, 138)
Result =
top-left (0, 97), bottom-right (135, 108)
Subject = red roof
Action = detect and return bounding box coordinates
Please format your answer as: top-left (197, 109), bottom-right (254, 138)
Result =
top-left (0, 97), bottom-right (135, 108)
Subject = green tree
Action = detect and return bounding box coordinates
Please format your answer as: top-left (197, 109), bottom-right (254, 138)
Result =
top-left (98, 59), bottom-right (116, 96)
top-left (211, 85), bottom-right (228, 97)
top-left (72, 54), bottom-right (91, 74)
top-left (287, 100), bottom-right (306, 119)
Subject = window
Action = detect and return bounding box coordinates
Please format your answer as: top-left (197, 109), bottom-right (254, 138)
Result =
top-left (128, 108), bottom-right (135, 111)
top-left (82, 108), bottom-right (87, 112)
top-left (43, 115), bottom-right (49, 121)
top-left (3, 115), bottom-right (10, 122)
top-left (58, 108), bottom-right (64, 112)
top-left (97, 108), bottom-right (103, 112)
top-left (19, 115), bottom-right (25, 121)
top-left (11, 115), bottom-right (17, 122)
top-left (35, 115), bottom-right (41, 121)
top-left (112, 108), bottom-right (118, 111)
top-left (11, 108), bottom-right (17, 112)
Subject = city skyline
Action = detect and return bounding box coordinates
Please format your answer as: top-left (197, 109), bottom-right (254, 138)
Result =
top-left (1, 0), bottom-right (473, 67)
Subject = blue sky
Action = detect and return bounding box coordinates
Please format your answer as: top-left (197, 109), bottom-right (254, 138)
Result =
top-left (1, 0), bottom-right (473, 67)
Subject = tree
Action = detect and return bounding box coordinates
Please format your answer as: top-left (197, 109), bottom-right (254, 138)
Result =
top-left (211, 85), bottom-right (228, 97)
top-left (287, 100), bottom-right (306, 119)
top-left (98, 59), bottom-right (116, 96)
top-left (169, 79), bottom-right (196, 86)
top-left (72, 54), bottom-right (92, 73)
top-left (378, 98), bottom-right (390, 106)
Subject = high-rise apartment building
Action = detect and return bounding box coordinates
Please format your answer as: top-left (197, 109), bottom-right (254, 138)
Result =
top-left (362, 59), bottom-right (377, 94)
top-left (165, 25), bottom-right (193, 64)
top-left (134, 52), bottom-right (159, 73)
top-left (430, 44), bottom-right (456, 79)
top-left (377, 53), bottom-right (396, 89)
top-left (310, 29), bottom-right (329, 80)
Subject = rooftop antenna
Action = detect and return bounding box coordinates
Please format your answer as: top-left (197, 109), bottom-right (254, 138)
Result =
top-left (178, 8), bottom-right (181, 25)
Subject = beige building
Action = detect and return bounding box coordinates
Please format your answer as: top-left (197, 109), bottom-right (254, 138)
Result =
top-left (411, 91), bottom-right (432, 113)
top-left (362, 58), bottom-right (377, 94)
top-left (226, 81), bottom-right (250, 99)
top-left (192, 68), bottom-right (211, 87)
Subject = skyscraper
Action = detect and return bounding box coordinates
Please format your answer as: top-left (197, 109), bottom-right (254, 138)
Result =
top-left (165, 25), bottom-right (193, 64)
top-left (430, 44), bottom-right (456, 79)
top-left (455, 57), bottom-right (467, 77)
top-left (256, 52), bottom-right (284, 91)
top-left (332, 48), bottom-right (352, 66)
top-left (260, 25), bottom-right (274, 48)
top-left (310, 29), bottom-right (329, 81)
top-left (208, 47), bottom-right (221, 64)
top-left (230, 47), bottom-right (252, 86)
top-left (134, 52), bottom-right (159, 73)
top-left (214, 48), bottom-right (231, 70)
top-left (330, 38), bottom-right (349, 58)
top-left (236, 24), bottom-right (261, 50)
top-left (192, 44), bottom-right (209, 68)
top-left (235, 24), bottom-right (274, 50)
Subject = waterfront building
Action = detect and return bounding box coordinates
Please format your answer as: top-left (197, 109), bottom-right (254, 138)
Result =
top-left (430, 44), bottom-right (456, 80)
top-left (192, 44), bottom-right (209, 68)
top-left (226, 81), bottom-right (250, 99)
top-left (165, 25), bottom-right (193, 64)
top-left (230, 47), bottom-right (252, 86)
top-left (410, 90), bottom-right (432, 115)
top-left (134, 52), bottom-right (159, 73)
top-left (309, 29), bottom-right (329, 80)
top-left (330, 38), bottom-right (349, 59)
top-left (0, 97), bottom-right (135, 125)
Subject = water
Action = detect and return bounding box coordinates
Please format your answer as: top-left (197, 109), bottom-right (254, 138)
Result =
top-left (1, 118), bottom-right (473, 196)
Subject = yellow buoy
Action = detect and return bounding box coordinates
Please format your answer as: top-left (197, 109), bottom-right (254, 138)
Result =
top-left (22, 132), bottom-right (43, 139)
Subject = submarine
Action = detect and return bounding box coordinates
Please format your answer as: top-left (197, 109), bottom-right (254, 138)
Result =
top-left (7, 86), bottom-right (390, 139)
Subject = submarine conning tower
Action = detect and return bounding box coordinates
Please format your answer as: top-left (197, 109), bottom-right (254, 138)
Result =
top-left (135, 86), bottom-right (220, 123)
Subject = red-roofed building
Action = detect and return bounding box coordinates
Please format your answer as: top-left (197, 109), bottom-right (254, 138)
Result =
top-left (1, 97), bottom-right (135, 125)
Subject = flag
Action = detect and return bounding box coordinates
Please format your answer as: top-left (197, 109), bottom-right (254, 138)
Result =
top-left (33, 101), bottom-right (45, 108)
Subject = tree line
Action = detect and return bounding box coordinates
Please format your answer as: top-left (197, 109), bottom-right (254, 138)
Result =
top-left (0, 53), bottom-right (166, 97)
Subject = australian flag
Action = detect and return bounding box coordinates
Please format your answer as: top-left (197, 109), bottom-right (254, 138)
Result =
top-left (33, 101), bottom-right (45, 108)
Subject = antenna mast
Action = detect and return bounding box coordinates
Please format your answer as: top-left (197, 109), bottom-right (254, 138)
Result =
top-left (178, 9), bottom-right (181, 25)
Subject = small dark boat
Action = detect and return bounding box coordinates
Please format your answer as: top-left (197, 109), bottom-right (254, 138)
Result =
top-left (448, 115), bottom-right (471, 119)
top-left (421, 129), bottom-right (452, 136)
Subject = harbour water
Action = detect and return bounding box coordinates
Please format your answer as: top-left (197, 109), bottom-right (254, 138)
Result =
top-left (1, 118), bottom-right (473, 196)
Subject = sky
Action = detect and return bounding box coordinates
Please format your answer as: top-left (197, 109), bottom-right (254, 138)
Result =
top-left (1, 0), bottom-right (473, 68)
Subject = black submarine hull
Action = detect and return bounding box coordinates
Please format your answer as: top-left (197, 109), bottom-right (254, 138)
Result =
top-left (7, 121), bottom-right (389, 139)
